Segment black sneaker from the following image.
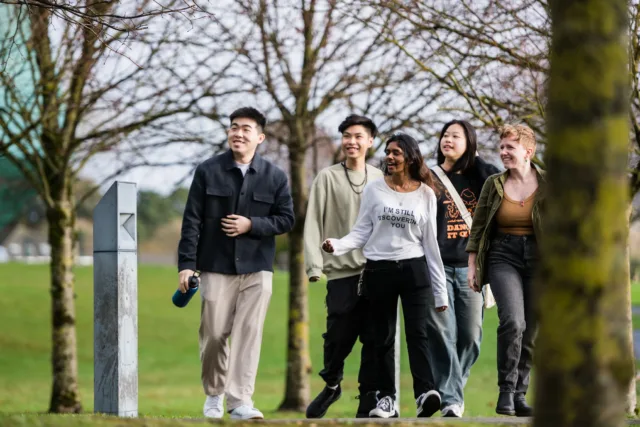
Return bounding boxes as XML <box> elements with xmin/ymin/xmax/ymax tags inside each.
<box><xmin>416</xmin><ymin>390</ymin><xmax>441</xmax><ymax>417</ymax></box>
<box><xmin>305</xmin><ymin>385</ymin><xmax>341</xmax><ymax>419</ymax></box>
<box><xmin>369</xmin><ymin>396</ymin><xmax>398</xmax><ymax>418</ymax></box>
<box><xmin>355</xmin><ymin>391</ymin><xmax>378</xmax><ymax>418</ymax></box>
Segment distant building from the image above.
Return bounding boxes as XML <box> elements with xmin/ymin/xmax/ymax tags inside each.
<box><xmin>0</xmin><ymin>157</ymin><xmax>49</xmax><ymax>260</ymax></box>
<box><xmin>0</xmin><ymin>157</ymin><xmax>93</xmax><ymax>263</ymax></box>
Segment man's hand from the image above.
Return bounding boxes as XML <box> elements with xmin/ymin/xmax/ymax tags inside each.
<box><xmin>178</xmin><ymin>269</ymin><xmax>195</xmax><ymax>293</ymax></box>
<box><xmin>222</xmin><ymin>214</ymin><xmax>252</xmax><ymax>237</ymax></box>
<box><xmin>322</xmin><ymin>239</ymin><xmax>334</xmax><ymax>253</ymax></box>
<box><xmin>436</xmin><ymin>306</ymin><xmax>448</xmax><ymax>312</ymax></box>
<box><xmin>309</xmin><ymin>276</ymin><xmax>320</xmax><ymax>282</ymax></box>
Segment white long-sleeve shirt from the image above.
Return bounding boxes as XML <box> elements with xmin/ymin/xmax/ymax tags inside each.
<box><xmin>326</xmin><ymin>178</ymin><xmax>448</xmax><ymax>308</ymax></box>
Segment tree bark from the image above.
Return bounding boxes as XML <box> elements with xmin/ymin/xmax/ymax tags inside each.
<box><xmin>278</xmin><ymin>137</ymin><xmax>311</xmax><ymax>411</ymax></box>
<box><xmin>535</xmin><ymin>1</ymin><xmax>634</xmax><ymax>426</ymax></box>
<box><xmin>625</xmin><ymin>210</ymin><xmax>638</xmax><ymax>415</ymax></box>
<box><xmin>47</xmin><ymin>192</ymin><xmax>81</xmax><ymax>413</ymax></box>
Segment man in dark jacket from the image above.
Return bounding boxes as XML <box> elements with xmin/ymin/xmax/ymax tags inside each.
<box><xmin>177</xmin><ymin>107</ymin><xmax>294</xmax><ymax>420</ymax></box>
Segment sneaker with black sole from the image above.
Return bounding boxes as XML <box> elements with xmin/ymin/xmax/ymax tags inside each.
<box><xmin>305</xmin><ymin>385</ymin><xmax>341</xmax><ymax>419</ymax></box>
<box><xmin>369</xmin><ymin>395</ymin><xmax>398</xmax><ymax>418</ymax></box>
<box><xmin>441</xmin><ymin>403</ymin><xmax>463</xmax><ymax>417</ymax></box>
<box><xmin>416</xmin><ymin>390</ymin><xmax>441</xmax><ymax>418</ymax></box>
<box><xmin>355</xmin><ymin>391</ymin><xmax>379</xmax><ymax>418</ymax></box>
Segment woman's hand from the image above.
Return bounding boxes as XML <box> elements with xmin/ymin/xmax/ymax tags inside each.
<box><xmin>468</xmin><ymin>252</ymin><xmax>481</xmax><ymax>292</ymax></box>
<box><xmin>322</xmin><ymin>239</ymin><xmax>335</xmax><ymax>254</ymax></box>
<box><xmin>467</xmin><ymin>270</ymin><xmax>481</xmax><ymax>293</ymax></box>
<box><xmin>436</xmin><ymin>306</ymin><xmax>448</xmax><ymax>312</ymax></box>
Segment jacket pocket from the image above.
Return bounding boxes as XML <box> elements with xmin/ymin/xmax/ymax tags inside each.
<box><xmin>251</xmin><ymin>192</ymin><xmax>274</xmax><ymax>216</ymax></box>
<box><xmin>205</xmin><ymin>186</ymin><xmax>231</xmax><ymax>218</ymax></box>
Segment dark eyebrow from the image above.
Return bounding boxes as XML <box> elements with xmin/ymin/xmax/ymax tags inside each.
<box><xmin>231</xmin><ymin>122</ymin><xmax>255</xmax><ymax>129</ymax></box>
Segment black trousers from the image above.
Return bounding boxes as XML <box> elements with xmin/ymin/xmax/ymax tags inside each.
<box><xmin>319</xmin><ymin>274</ymin><xmax>378</xmax><ymax>394</ymax></box>
<box><xmin>487</xmin><ymin>233</ymin><xmax>538</xmax><ymax>394</ymax></box>
<box><xmin>363</xmin><ymin>256</ymin><xmax>435</xmax><ymax>399</ymax></box>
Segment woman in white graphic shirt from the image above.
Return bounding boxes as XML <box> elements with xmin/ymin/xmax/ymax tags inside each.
<box><xmin>322</xmin><ymin>133</ymin><xmax>447</xmax><ymax>419</ymax></box>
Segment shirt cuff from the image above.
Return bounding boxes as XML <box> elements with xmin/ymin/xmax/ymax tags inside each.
<box><xmin>307</xmin><ymin>267</ymin><xmax>323</xmax><ymax>279</ymax></box>
<box><xmin>326</xmin><ymin>238</ymin><xmax>348</xmax><ymax>257</ymax></box>
<box><xmin>178</xmin><ymin>262</ymin><xmax>197</xmax><ymax>272</ymax></box>
<box><xmin>434</xmin><ymin>293</ymin><xmax>449</xmax><ymax>309</ymax></box>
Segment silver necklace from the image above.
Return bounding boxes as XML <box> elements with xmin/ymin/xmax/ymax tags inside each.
<box><xmin>389</xmin><ymin>178</ymin><xmax>414</xmax><ymax>206</ymax></box>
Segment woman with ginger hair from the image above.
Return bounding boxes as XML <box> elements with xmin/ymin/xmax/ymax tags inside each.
<box><xmin>466</xmin><ymin>124</ymin><xmax>545</xmax><ymax>417</ymax></box>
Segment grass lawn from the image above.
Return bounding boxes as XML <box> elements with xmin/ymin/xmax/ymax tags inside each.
<box><xmin>631</xmin><ymin>281</ymin><xmax>640</xmax><ymax>306</ymax></box>
<box><xmin>0</xmin><ymin>414</ymin><xmax>532</xmax><ymax>427</ymax></box>
<box><xmin>0</xmin><ymin>262</ymin><xmax>561</xmax><ymax>419</ymax></box>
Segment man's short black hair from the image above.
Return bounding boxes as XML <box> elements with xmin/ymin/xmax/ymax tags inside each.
<box><xmin>338</xmin><ymin>114</ymin><xmax>378</xmax><ymax>138</ymax></box>
<box><xmin>229</xmin><ymin>107</ymin><xmax>267</xmax><ymax>132</ymax></box>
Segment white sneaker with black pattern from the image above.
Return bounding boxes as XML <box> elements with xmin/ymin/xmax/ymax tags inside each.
<box><xmin>369</xmin><ymin>395</ymin><xmax>398</xmax><ymax>418</ymax></box>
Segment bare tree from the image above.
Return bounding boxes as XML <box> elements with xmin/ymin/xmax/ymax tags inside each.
<box><xmin>0</xmin><ymin>0</ymin><xmax>208</xmax><ymax>33</ymax></box>
<box><xmin>535</xmin><ymin>0</ymin><xmax>634</xmax><ymax>426</ymax></box>
<box><xmin>369</xmin><ymin>0</ymin><xmax>640</xmax><ymax>190</ymax></box>
<box><xmin>0</xmin><ymin>3</ymin><xmax>227</xmax><ymax>412</ymax></box>
<box><xmin>190</xmin><ymin>0</ymin><xmax>441</xmax><ymax>410</ymax></box>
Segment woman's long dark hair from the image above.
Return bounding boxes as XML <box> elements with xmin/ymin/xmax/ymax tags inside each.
<box><xmin>437</xmin><ymin>120</ymin><xmax>478</xmax><ymax>175</ymax></box>
<box><xmin>384</xmin><ymin>133</ymin><xmax>441</xmax><ymax>195</ymax></box>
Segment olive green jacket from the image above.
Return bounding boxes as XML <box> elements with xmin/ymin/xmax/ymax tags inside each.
<box><xmin>465</xmin><ymin>165</ymin><xmax>546</xmax><ymax>285</ymax></box>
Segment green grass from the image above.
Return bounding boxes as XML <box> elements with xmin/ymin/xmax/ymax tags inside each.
<box><xmin>0</xmin><ymin>263</ymin><xmax>511</xmax><ymax>418</ymax></box>
<box><xmin>631</xmin><ymin>281</ymin><xmax>640</xmax><ymax>306</ymax></box>
<box><xmin>0</xmin><ymin>414</ymin><xmax>530</xmax><ymax>427</ymax></box>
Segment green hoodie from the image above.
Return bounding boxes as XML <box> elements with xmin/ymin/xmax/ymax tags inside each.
<box><xmin>466</xmin><ymin>164</ymin><xmax>546</xmax><ymax>285</ymax></box>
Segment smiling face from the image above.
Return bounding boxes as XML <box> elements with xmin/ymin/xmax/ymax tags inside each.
<box><xmin>499</xmin><ymin>136</ymin><xmax>532</xmax><ymax>169</ymax></box>
<box><xmin>227</xmin><ymin>117</ymin><xmax>265</xmax><ymax>159</ymax></box>
<box><xmin>341</xmin><ymin>124</ymin><xmax>374</xmax><ymax>160</ymax></box>
<box><xmin>440</xmin><ymin>123</ymin><xmax>468</xmax><ymax>163</ymax></box>
<box><xmin>385</xmin><ymin>141</ymin><xmax>408</xmax><ymax>175</ymax></box>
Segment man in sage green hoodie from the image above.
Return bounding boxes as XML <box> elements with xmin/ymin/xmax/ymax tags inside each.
<box><xmin>304</xmin><ymin>115</ymin><xmax>385</xmax><ymax>419</ymax></box>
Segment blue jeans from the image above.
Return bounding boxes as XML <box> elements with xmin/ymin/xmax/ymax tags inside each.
<box><xmin>425</xmin><ymin>265</ymin><xmax>484</xmax><ymax>407</ymax></box>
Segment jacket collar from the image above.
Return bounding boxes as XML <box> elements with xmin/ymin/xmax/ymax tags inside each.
<box><xmin>222</xmin><ymin>149</ymin><xmax>264</xmax><ymax>173</ymax></box>
<box><xmin>494</xmin><ymin>162</ymin><xmax>546</xmax><ymax>196</ymax></box>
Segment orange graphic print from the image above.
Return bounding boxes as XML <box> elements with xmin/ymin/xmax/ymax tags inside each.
<box><xmin>443</xmin><ymin>188</ymin><xmax>477</xmax><ymax>239</ymax></box>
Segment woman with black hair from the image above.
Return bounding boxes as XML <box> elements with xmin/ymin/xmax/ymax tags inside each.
<box><xmin>322</xmin><ymin>133</ymin><xmax>447</xmax><ymax>419</ymax></box>
<box><xmin>426</xmin><ymin>120</ymin><xmax>500</xmax><ymax>418</ymax></box>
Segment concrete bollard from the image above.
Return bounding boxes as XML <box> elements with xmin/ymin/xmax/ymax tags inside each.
<box><xmin>93</xmin><ymin>181</ymin><xmax>138</xmax><ymax>417</ymax></box>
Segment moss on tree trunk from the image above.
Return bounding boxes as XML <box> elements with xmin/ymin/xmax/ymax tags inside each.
<box><xmin>47</xmin><ymin>197</ymin><xmax>81</xmax><ymax>413</ymax></box>
<box><xmin>279</xmin><ymin>140</ymin><xmax>311</xmax><ymax>411</ymax></box>
<box><xmin>535</xmin><ymin>1</ymin><xmax>634</xmax><ymax>426</ymax></box>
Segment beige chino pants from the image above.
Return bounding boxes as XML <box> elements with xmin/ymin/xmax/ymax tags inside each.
<box><xmin>199</xmin><ymin>271</ymin><xmax>272</xmax><ymax>410</ymax></box>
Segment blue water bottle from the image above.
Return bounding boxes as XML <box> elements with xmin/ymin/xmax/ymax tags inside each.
<box><xmin>172</xmin><ymin>272</ymin><xmax>200</xmax><ymax>308</ymax></box>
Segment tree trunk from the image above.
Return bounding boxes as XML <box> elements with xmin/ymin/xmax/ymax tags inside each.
<box><xmin>625</xmin><ymin>209</ymin><xmax>638</xmax><ymax>416</ymax></box>
<box><xmin>47</xmin><ymin>195</ymin><xmax>81</xmax><ymax>413</ymax></box>
<box><xmin>279</xmin><ymin>138</ymin><xmax>311</xmax><ymax>411</ymax></box>
<box><xmin>535</xmin><ymin>1</ymin><xmax>634</xmax><ymax>426</ymax></box>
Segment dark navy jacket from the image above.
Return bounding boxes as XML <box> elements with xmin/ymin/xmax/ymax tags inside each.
<box><xmin>178</xmin><ymin>150</ymin><xmax>294</xmax><ymax>274</ymax></box>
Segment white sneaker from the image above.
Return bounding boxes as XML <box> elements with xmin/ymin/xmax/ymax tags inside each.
<box><xmin>229</xmin><ymin>405</ymin><xmax>264</xmax><ymax>420</ymax></box>
<box><xmin>203</xmin><ymin>394</ymin><xmax>224</xmax><ymax>418</ymax></box>
<box><xmin>369</xmin><ymin>396</ymin><xmax>398</xmax><ymax>418</ymax></box>
<box><xmin>416</xmin><ymin>390</ymin><xmax>441</xmax><ymax>417</ymax></box>
<box><xmin>442</xmin><ymin>403</ymin><xmax>463</xmax><ymax>417</ymax></box>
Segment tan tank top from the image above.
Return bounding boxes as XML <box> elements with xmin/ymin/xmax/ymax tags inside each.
<box><xmin>496</xmin><ymin>190</ymin><xmax>536</xmax><ymax>235</ymax></box>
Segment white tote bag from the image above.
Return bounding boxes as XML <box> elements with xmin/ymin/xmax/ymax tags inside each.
<box><xmin>433</xmin><ymin>166</ymin><xmax>496</xmax><ymax>309</ymax></box>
